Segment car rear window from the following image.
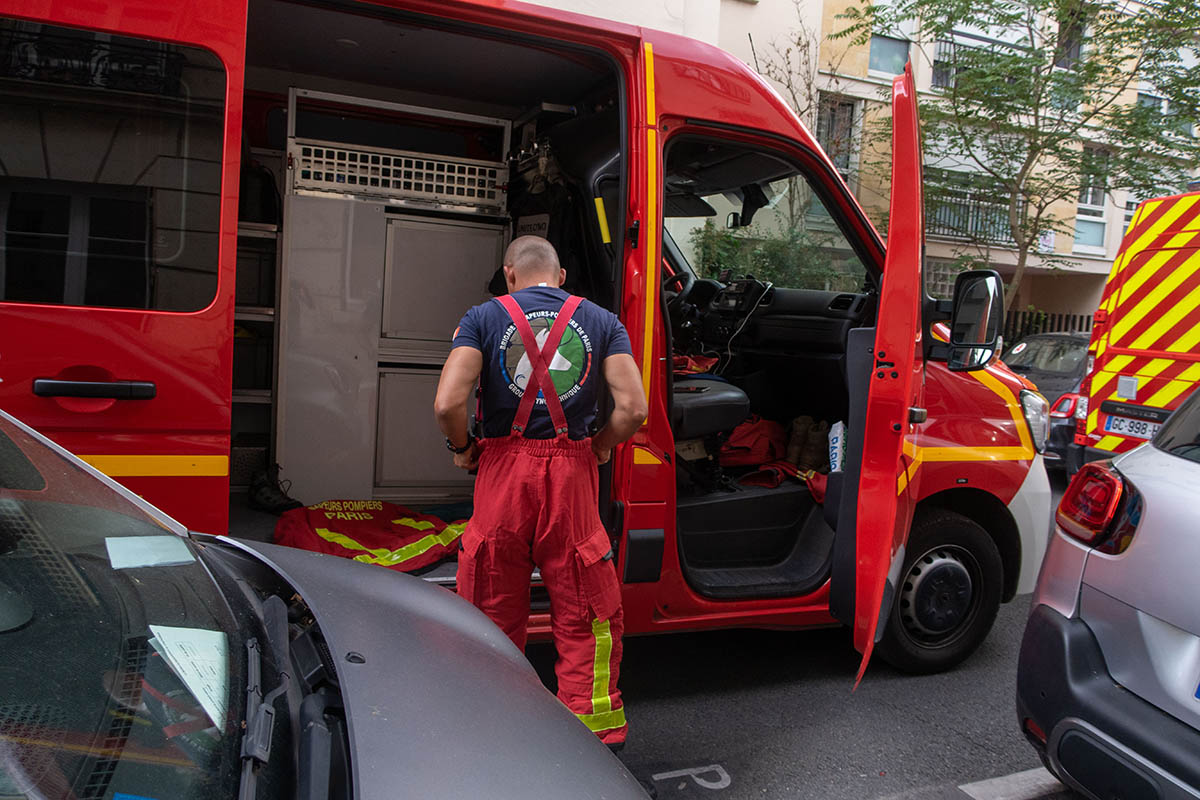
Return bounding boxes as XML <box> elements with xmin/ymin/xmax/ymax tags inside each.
<box><xmin>1002</xmin><ymin>337</ymin><xmax>1086</xmax><ymax>375</ymax></box>
<box><xmin>1153</xmin><ymin>389</ymin><xmax>1200</xmax><ymax>464</ymax></box>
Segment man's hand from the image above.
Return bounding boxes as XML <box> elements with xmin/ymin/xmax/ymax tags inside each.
<box><xmin>592</xmin><ymin>442</ymin><xmax>612</xmax><ymax>465</ymax></box>
<box><xmin>453</xmin><ymin>441</ymin><xmax>480</xmax><ymax>471</ymax></box>
<box><xmin>435</xmin><ymin>346</ymin><xmax>483</xmax><ymax>467</ymax></box>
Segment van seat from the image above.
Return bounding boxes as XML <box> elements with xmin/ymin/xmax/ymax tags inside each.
<box><xmin>671</xmin><ymin>377</ymin><xmax>750</xmax><ymax>439</ymax></box>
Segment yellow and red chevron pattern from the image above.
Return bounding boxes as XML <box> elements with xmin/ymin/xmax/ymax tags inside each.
<box><xmin>1082</xmin><ymin>192</ymin><xmax>1200</xmax><ymax>454</ymax></box>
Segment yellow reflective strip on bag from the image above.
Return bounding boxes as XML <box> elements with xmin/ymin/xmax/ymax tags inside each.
<box><xmin>575</xmin><ymin>706</ymin><xmax>627</xmax><ymax>734</ymax></box>
<box><xmin>393</xmin><ymin>517</ymin><xmax>437</xmax><ymax>531</ymax></box>
<box><xmin>315</xmin><ymin>525</ymin><xmax>463</xmax><ymax>566</ymax></box>
<box><xmin>591</xmin><ymin>618</ymin><xmax>614</xmax><ymax>714</ymax></box>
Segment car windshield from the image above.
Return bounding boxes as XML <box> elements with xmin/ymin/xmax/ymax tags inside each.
<box><xmin>1153</xmin><ymin>389</ymin><xmax>1200</xmax><ymax>465</ymax></box>
<box><xmin>1002</xmin><ymin>337</ymin><xmax>1085</xmax><ymax>375</ymax></box>
<box><xmin>0</xmin><ymin>415</ymin><xmax>250</xmax><ymax>799</ymax></box>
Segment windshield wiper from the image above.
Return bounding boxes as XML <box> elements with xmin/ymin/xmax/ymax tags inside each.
<box><xmin>239</xmin><ymin>637</ymin><xmax>290</xmax><ymax>800</ymax></box>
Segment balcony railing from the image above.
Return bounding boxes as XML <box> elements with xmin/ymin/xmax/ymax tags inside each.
<box><xmin>926</xmin><ymin>191</ymin><xmax>1017</xmax><ymax>244</ymax></box>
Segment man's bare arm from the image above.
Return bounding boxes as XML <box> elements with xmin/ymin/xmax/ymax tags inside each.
<box><xmin>592</xmin><ymin>353</ymin><xmax>648</xmax><ymax>464</ymax></box>
<box><xmin>434</xmin><ymin>346</ymin><xmax>484</xmax><ymax>467</ymax></box>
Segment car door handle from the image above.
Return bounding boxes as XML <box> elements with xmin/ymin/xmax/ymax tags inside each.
<box><xmin>33</xmin><ymin>379</ymin><xmax>157</xmax><ymax>400</ymax></box>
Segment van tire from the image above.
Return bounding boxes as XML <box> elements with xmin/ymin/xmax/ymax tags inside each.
<box><xmin>876</xmin><ymin>509</ymin><xmax>1003</xmax><ymax>674</ymax></box>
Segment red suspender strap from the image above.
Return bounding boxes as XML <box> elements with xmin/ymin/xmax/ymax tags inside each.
<box><xmin>496</xmin><ymin>293</ymin><xmax>584</xmax><ymax>439</ymax></box>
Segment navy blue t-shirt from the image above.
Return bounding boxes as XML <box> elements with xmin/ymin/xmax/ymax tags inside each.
<box><xmin>452</xmin><ymin>286</ymin><xmax>633</xmax><ymax>440</ymax></box>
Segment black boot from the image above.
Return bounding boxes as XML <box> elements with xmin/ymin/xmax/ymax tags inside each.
<box><xmin>248</xmin><ymin>464</ymin><xmax>303</xmax><ymax>514</ymax></box>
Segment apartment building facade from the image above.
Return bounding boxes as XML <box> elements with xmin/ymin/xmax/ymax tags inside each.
<box><xmin>527</xmin><ymin>0</ymin><xmax>1189</xmax><ymax>320</ymax></box>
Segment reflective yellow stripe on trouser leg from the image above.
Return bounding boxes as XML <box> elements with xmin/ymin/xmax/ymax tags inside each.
<box><xmin>575</xmin><ymin>617</ymin><xmax>626</xmax><ymax>734</ymax></box>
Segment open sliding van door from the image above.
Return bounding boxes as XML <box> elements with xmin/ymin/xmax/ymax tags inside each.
<box><xmin>0</xmin><ymin>1</ymin><xmax>247</xmax><ymax>533</ymax></box>
<box><xmin>845</xmin><ymin>63</ymin><xmax>927</xmax><ymax>680</ymax></box>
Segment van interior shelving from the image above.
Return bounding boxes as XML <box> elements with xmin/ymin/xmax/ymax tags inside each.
<box><xmin>228</xmin><ymin>0</ymin><xmax>879</xmax><ymax>604</ymax></box>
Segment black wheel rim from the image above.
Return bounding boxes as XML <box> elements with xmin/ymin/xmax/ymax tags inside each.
<box><xmin>896</xmin><ymin>544</ymin><xmax>982</xmax><ymax>649</ymax></box>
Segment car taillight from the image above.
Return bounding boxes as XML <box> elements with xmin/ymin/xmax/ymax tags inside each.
<box><xmin>1074</xmin><ymin>395</ymin><xmax>1088</xmax><ymax>420</ymax></box>
<box><xmin>1050</xmin><ymin>393</ymin><xmax>1079</xmax><ymax>418</ymax></box>
<box><xmin>1056</xmin><ymin>461</ymin><xmax>1142</xmax><ymax>553</ymax></box>
<box><xmin>1056</xmin><ymin>461</ymin><xmax>1123</xmax><ymax>545</ymax></box>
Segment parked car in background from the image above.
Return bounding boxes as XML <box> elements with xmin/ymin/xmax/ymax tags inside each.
<box><xmin>1016</xmin><ymin>387</ymin><xmax>1200</xmax><ymax>799</ymax></box>
<box><xmin>1003</xmin><ymin>332</ymin><xmax>1090</xmax><ymax>471</ymax></box>
<box><xmin>0</xmin><ymin>410</ymin><xmax>647</xmax><ymax>800</ymax></box>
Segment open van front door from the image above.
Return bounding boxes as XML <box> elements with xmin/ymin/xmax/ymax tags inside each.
<box><xmin>0</xmin><ymin>1</ymin><xmax>247</xmax><ymax>533</ymax></box>
<box><xmin>850</xmin><ymin>63</ymin><xmax>926</xmax><ymax>680</ymax></box>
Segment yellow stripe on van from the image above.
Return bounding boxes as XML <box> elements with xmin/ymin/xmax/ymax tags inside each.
<box><xmin>79</xmin><ymin>455</ymin><xmax>229</xmax><ymax>477</ymax></box>
<box><xmin>1121</xmin><ymin>196</ymin><xmax>1199</xmax><ymax>270</ymax></box>
<box><xmin>897</xmin><ymin>368</ymin><xmax>1035</xmax><ymax>494</ymax></box>
<box><xmin>1143</xmin><ymin>373</ymin><xmax>1197</xmax><ymax>410</ymax></box>
<box><xmin>1166</xmin><ymin>318</ymin><xmax>1200</xmax><ymax>354</ymax></box>
<box><xmin>640</xmin><ymin>41</ymin><xmax>658</xmax><ymax>401</ymax></box>
<box><xmin>970</xmin><ymin>368</ymin><xmax>1034</xmax><ymax>453</ymax></box>
<box><xmin>1126</xmin><ymin>283</ymin><xmax>1200</xmax><ymax>351</ymax></box>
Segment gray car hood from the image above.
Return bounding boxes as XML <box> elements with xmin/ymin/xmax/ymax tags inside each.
<box><xmin>214</xmin><ymin>537</ymin><xmax>645</xmax><ymax>799</ymax></box>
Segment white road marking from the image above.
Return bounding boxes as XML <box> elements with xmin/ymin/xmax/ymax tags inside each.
<box><xmin>959</xmin><ymin>767</ymin><xmax>1068</xmax><ymax>800</ymax></box>
<box><xmin>651</xmin><ymin>764</ymin><xmax>732</xmax><ymax>791</ymax></box>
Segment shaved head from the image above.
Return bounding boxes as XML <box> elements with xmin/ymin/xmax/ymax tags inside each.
<box><xmin>505</xmin><ymin>235</ymin><xmax>560</xmax><ymax>276</ymax></box>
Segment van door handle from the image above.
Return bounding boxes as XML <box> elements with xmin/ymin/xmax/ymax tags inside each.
<box><xmin>33</xmin><ymin>379</ymin><xmax>157</xmax><ymax>400</ymax></box>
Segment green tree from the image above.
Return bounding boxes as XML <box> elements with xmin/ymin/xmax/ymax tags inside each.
<box><xmin>688</xmin><ymin>218</ymin><xmax>863</xmax><ymax>291</ymax></box>
<box><xmin>835</xmin><ymin>0</ymin><xmax>1200</xmax><ymax>309</ymax></box>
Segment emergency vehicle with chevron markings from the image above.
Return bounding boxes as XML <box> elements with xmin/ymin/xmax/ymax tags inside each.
<box><xmin>1069</xmin><ymin>190</ymin><xmax>1200</xmax><ymax>474</ymax></box>
<box><xmin>0</xmin><ymin>0</ymin><xmax>1051</xmax><ymax>677</ymax></box>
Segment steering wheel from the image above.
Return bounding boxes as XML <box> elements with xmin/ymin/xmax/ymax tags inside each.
<box><xmin>662</xmin><ymin>269</ymin><xmax>694</xmax><ymax>317</ymax></box>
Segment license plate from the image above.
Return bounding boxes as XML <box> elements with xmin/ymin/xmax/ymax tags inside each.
<box><xmin>1104</xmin><ymin>414</ymin><xmax>1160</xmax><ymax>440</ymax></box>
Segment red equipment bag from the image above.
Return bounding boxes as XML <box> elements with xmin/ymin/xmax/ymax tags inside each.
<box><xmin>719</xmin><ymin>415</ymin><xmax>787</xmax><ymax>466</ymax></box>
<box><xmin>274</xmin><ymin>500</ymin><xmax>466</xmax><ymax>573</ymax></box>
<box><xmin>738</xmin><ymin>460</ymin><xmax>828</xmax><ymax>503</ymax></box>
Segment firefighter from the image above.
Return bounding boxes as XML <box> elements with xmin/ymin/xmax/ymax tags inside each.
<box><xmin>434</xmin><ymin>235</ymin><xmax>647</xmax><ymax>746</ymax></box>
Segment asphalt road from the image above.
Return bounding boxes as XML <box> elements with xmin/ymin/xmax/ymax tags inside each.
<box><xmin>529</xmin><ymin>471</ymin><xmax>1074</xmax><ymax>800</ymax></box>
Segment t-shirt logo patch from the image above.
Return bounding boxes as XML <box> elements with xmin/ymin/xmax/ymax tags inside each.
<box><xmin>499</xmin><ymin>310</ymin><xmax>593</xmax><ymax>402</ymax></box>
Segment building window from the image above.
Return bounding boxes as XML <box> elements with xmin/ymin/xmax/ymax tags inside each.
<box><xmin>816</xmin><ymin>95</ymin><xmax>856</xmax><ymax>182</ymax></box>
<box><xmin>1054</xmin><ymin>8</ymin><xmax>1084</xmax><ymax>70</ymax></box>
<box><xmin>1137</xmin><ymin>92</ymin><xmax>1164</xmax><ymax>113</ymax></box>
<box><xmin>869</xmin><ymin>35</ymin><xmax>909</xmax><ymax>75</ymax></box>
<box><xmin>1074</xmin><ymin>146</ymin><xmax>1108</xmax><ymax>251</ymax></box>
<box><xmin>1124</xmin><ymin>199</ymin><xmax>1139</xmax><ymax>231</ymax></box>
<box><xmin>931</xmin><ymin>39</ymin><xmax>959</xmax><ymax>89</ymax></box>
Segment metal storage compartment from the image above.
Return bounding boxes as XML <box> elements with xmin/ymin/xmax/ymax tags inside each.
<box><xmin>376</xmin><ymin>369</ymin><xmax>475</xmax><ymax>498</ymax></box>
<box><xmin>380</xmin><ymin>216</ymin><xmax>503</xmax><ymax>356</ymax></box>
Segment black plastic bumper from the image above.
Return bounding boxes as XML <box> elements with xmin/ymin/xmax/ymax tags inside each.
<box><xmin>1064</xmin><ymin>443</ymin><xmax>1114</xmax><ymax>476</ymax></box>
<box><xmin>1017</xmin><ymin>605</ymin><xmax>1200</xmax><ymax>799</ymax></box>
<box><xmin>1044</xmin><ymin>421</ymin><xmax>1075</xmax><ymax>466</ymax></box>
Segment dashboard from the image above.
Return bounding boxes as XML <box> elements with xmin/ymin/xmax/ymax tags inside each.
<box><xmin>696</xmin><ymin>278</ymin><xmax>874</xmax><ymax>354</ymax></box>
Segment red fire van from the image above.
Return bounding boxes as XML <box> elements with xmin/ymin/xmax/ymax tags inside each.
<box><xmin>0</xmin><ymin>0</ymin><xmax>1050</xmax><ymax>674</ymax></box>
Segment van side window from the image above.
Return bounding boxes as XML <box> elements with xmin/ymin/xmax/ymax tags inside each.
<box><xmin>662</xmin><ymin>138</ymin><xmax>867</xmax><ymax>292</ymax></box>
<box><xmin>0</xmin><ymin>18</ymin><xmax>226</xmax><ymax>312</ymax></box>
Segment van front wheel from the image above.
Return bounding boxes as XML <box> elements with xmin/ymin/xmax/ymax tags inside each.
<box><xmin>876</xmin><ymin>510</ymin><xmax>1002</xmax><ymax>674</ymax></box>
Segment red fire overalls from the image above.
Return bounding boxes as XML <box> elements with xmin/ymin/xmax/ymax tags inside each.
<box><xmin>456</xmin><ymin>293</ymin><xmax>627</xmax><ymax>745</ymax></box>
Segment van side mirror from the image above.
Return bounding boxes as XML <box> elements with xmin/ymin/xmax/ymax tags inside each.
<box><xmin>947</xmin><ymin>270</ymin><xmax>1004</xmax><ymax>372</ymax></box>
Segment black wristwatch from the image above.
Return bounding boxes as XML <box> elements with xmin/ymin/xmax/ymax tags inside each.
<box><xmin>445</xmin><ymin>434</ymin><xmax>475</xmax><ymax>454</ymax></box>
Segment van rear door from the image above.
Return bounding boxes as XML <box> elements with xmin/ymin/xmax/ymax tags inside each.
<box><xmin>1084</xmin><ymin>193</ymin><xmax>1200</xmax><ymax>455</ymax></box>
<box><xmin>0</xmin><ymin>1</ymin><xmax>247</xmax><ymax>533</ymax></box>
<box><xmin>849</xmin><ymin>63</ymin><xmax>926</xmax><ymax>679</ymax></box>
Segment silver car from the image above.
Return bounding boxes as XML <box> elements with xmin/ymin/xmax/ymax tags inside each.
<box><xmin>1017</xmin><ymin>388</ymin><xmax>1200</xmax><ymax>799</ymax></box>
<box><xmin>0</xmin><ymin>410</ymin><xmax>648</xmax><ymax>799</ymax></box>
